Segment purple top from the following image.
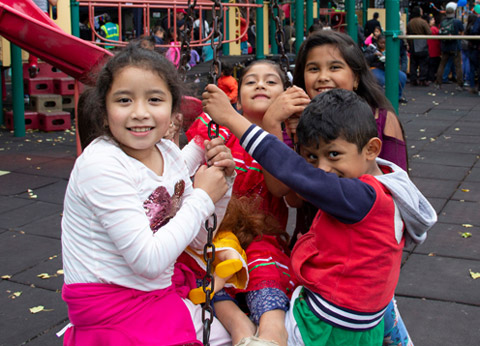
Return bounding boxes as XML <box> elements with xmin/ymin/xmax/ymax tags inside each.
<box><xmin>375</xmin><ymin>108</ymin><xmax>408</xmax><ymax>171</ymax></box>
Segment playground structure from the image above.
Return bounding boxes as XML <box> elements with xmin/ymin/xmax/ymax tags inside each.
<box><xmin>0</xmin><ymin>0</ymin><xmax>408</xmax><ymax>140</ymax></box>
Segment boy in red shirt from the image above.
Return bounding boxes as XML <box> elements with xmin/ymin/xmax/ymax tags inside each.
<box><xmin>203</xmin><ymin>86</ymin><xmax>437</xmax><ymax>346</ymax></box>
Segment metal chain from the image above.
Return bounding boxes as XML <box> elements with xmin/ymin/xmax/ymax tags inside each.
<box><xmin>201</xmin><ymin>3</ymin><xmax>223</xmax><ymax>344</ymax></box>
<box><xmin>202</xmin><ymin>214</ymin><xmax>217</xmax><ymax>346</ymax></box>
<box><xmin>269</xmin><ymin>0</ymin><xmax>291</xmax><ymax>87</ymax></box>
<box><xmin>178</xmin><ymin>0</ymin><xmax>197</xmax><ymax>80</ymax></box>
<box><xmin>209</xmin><ymin>0</ymin><xmax>223</xmax><ymax>85</ymax></box>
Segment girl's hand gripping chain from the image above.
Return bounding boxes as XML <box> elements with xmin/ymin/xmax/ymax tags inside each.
<box><xmin>202</xmin><ymin>84</ymin><xmax>251</xmax><ymax>140</ymax></box>
<box><xmin>193</xmin><ymin>165</ymin><xmax>229</xmax><ymax>204</ymax></box>
<box><xmin>204</xmin><ymin>137</ymin><xmax>235</xmax><ymax>177</ymax></box>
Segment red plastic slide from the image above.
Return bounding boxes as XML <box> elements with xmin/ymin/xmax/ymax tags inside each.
<box><xmin>0</xmin><ymin>0</ymin><xmax>112</xmax><ymax>85</ymax></box>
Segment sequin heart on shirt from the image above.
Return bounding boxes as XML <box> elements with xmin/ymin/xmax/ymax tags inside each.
<box><xmin>143</xmin><ymin>180</ymin><xmax>185</xmax><ymax>233</ymax></box>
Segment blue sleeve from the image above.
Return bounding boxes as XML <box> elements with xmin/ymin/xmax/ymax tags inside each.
<box><xmin>240</xmin><ymin>125</ymin><xmax>376</xmax><ymax>224</ymax></box>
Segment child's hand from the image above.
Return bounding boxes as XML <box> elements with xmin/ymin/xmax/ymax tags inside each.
<box><xmin>202</xmin><ymin>84</ymin><xmax>237</xmax><ymax>126</ymax></box>
<box><xmin>263</xmin><ymin>86</ymin><xmax>310</xmax><ymax>132</ymax></box>
<box><xmin>204</xmin><ymin>138</ymin><xmax>235</xmax><ymax>177</ymax></box>
<box><xmin>285</xmin><ymin>115</ymin><xmax>300</xmax><ymax>135</ymax></box>
<box><xmin>163</xmin><ymin>113</ymin><xmax>183</xmax><ymax>145</ymax></box>
<box><xmin>194</xmin><ymin>165</ymin><xmax>229</xmax><ymax>204</ymax></box>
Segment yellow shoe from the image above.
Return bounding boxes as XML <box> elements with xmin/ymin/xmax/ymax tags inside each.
<box><xmin>215</xmin><ymin>259</ymin><xmax>243</xmax><ymax>279</ymax></box>
<box><xmin>188</xmin><ymin>287</ymin><xmax>214</xmax><ymax>305</ymax></box>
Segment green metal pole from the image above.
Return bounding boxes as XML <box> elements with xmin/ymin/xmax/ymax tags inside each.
<box><xmin>0</xmin><ymin>63</ymin><xmax>3</xmax><ymax>125</ymax></box>
<box><xmin>306</xmin><ymin>0</ymin><xmax>313</xmax><ymax>31</ymax></box>
<box><xmin>270</xmin><ymin>6</ymin><xmax>278</xmax><ymax>54</ymax></box>
<box><xmin>11</xmin><ymin>44</ymin><xmax>25</xmax><ymax>137</ymax></box>
<box><xmin>222</xmin><ymin>0</ymin><xmax>229</xmax><ymax>56</ymax></box>
<box><xmin>71</xmin><ymin>0</ymin><xmax>80</xmax><ymax>37</ymax></box>
<box><xmin>385</xmin><ymin>0</ymin><xmax>400</xmax><ymax>113</ymax></box>
<box><xmin>256</xmin><ymin>0</ymin><xmax>265</xmax><ymax>59</ymax></box>
<box><xmin>362</xmin><ymin>0</ymin><xmax>368</xmax><ymax>29</ymax></box>
<box><xmin>295</xmin><ymin>0</ymin><xmax>304</xmax><ymax>52</ymax></box>
<box><xmin>346</xmin><ymin>0</ymin><xmax>357</xmax><ymax>43</ymax></box>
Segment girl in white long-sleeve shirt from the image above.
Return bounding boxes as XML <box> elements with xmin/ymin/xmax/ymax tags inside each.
<box><xmin>61</xmin><ymin>46</ymin><xmax>234</xmax><ymax>345</ymax></box>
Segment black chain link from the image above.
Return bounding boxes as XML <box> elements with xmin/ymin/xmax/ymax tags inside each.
<box><xmin>179</xmin><ymin>0</ymin><xmax>197</xmax><ymax>80</ymax></box>
<box><xmin>202</xmin><ymin>3</ymin><xmax>223</xmax><ymax>343</ymax></box>
<box><xmin>269</xmin><ymin>0</ymin><xmax>291</xmax><ymax>87</ymax></box>
<box><xmin>209</xmin><ymin>0</ymin><xmax>223</xmax><ymax>85</ymax></box>
<box><xmin>202</xmin><ymin>214</ymin><xmax>217</xmax><ymax>346</ymax></box>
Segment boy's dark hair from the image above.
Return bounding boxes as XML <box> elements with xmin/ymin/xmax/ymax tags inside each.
<box><xmin>373</xmin><ymin>12</ymin><xmax>379</xmax><ymax>19</ymax></box>
<box><xmin>297</xmin><ymin>89</ymin><xmax>378</xmax><ymax>152</ymax></box>
<box><xmin>90</xmin><ymin>45</ymin><xmax>183</xmax><ymax>141</ymax></box>
<box><xmin>237</xmin><ymin>59</ymin><xmax>287</xmax><ymax>103</ymax></box>
<box><xmin>293</xmin><ymin>30</ymin><xmax>392</xmax><ymax>112</ymax></box>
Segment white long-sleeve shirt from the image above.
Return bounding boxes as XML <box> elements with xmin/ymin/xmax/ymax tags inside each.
<box><xmin>62</xmin><ymin>137</ymin><xmax>233</xmax><ymax>291</ymax></box>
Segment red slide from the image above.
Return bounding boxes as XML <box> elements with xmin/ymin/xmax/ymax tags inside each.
<box><xmin>0</xmin><ymin>0</ymin><xmax>112</xmax><ymax>85</ymax></box>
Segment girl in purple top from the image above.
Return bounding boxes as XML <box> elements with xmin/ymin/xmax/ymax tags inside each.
<box><xmin>263</xmin><ymin>30</ymin><xmax>412</xmax><ymax>346</ymax></box>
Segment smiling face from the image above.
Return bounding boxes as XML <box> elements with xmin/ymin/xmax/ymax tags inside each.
<box><xmin>303</xmin><ymin>44</ymin><xmax>358</xmax><ymax>99</ymax></box>
<box><xmin>106</xmin><ymin>66</ymin><xmax>173</xmax><ymax>161</ymax></box>
<box><xmin>299</xmin><ymin>137</ymin><xmax>373</xmax><ymax>178</ymax></box>
<box><xmin>237</xmin><ymin>63</ymin><xmax>285</xmax><ymax>124</ymax></box>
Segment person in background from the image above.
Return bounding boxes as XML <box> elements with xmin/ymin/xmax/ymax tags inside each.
<box><xmin>364</xmin><ymin>12</ymin><xmax>381</xmax><ymax>37</ymax></box>
<box><xmin>217</xmin><ymin>62</ymin><xmax>238</xmax><ymax>108</ymax></box>
<box><xmin>308</xmin><ymin>22</ymin><xmax>324</xmax><ymax>37</ymax></box>
<box><xmin>239</xmin><ymin>16</ymin><xmax>250</xmax><ymax>55</ymax></box>
<box><xmin>427</xmin><ymin>15</ymin><xmax>441</xmax><ymax>83</ymax></box>
<box><xmin>364</xmin><ymin>25</ymin><xmax>382</xmax><ymax>46</ymax></box>
<box><xmin>99</xmin><ymin>13</ymin><xmax>120</xmax><ymax>50</ymax></box>
<box><xmin>407</xmin><ymin>6</ymin><xmax>431</xmax><ymax>86</ymax></box>
<box><xmin>467</xmin><ymin>5</ymin><xmax>480</xmax><ymax>94</ymax></box>
<box><xmin>161</xmin><ymin>8</ymin><xmax>186</xmax><ymax>33</ymax></box>
<box><xmin>29</xmin><ymin>0</ymin><xmax>58</xmax><ymax>77</ymax></box>
<box><xmin>152</xmin><ymin>26</ymin><xmax>167</xmax><ymax>54</ymax></box>
<box><xmin>463</xmin><ymin>13</ymin><xmax>478</xmax><ymax>91</ymax></box>
<box><xmin>434</xmin><ymin>3</ymin><xmax>464</xmax><ymax>90</ymax></box>
<box><xmin>364</xmin><ymin>35</ymin><xmax>408</xmax><ymax>104</ymax></box>
<box><xmin>284</xmin><ymin>18</ymin><xmax>295</xmax><ymax>53</ymax></box>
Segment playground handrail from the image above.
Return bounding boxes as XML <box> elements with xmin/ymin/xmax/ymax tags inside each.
<box><xmin>79</xmin><ymin>0</ymin><xmax>261</xmax><ymax>50</ymax></box>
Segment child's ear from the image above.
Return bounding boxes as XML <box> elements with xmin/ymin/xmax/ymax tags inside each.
<box><xmin>364</xmin><ymin>137</ymin><xmax>382</xmax><ymax>160</ymax></box>
<box><xmin>236</xmin><ymin>100</ymin><xmax>242</xmax><ymax>112</ymax></box>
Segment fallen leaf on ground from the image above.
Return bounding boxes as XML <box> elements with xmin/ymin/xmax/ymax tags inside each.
<box><xmin>56</xmin><ymin>269</ymin><xmax>64</xmax><ymax>275</ymax></box>
<box><xmin>9</xmin><ymin>291</ymin><xmax>22</xmax><ymax>299</ymax></box>
<box><xmin>461</xmin><ymin>189</ymin><xmax>470</xmax><ymax>192</ymax></box>
<box><xmin>29</xmin><ymin>305</ymin><xmax>54</xmax><ymax>313</ymax></box>
<box><xmin>1</xmin><ymin>275</ymin><xmax>11</xmax><ymax>279</ymax></box>
<box><xmin>37</xmin><ymin>273</ymin><xmax>51</xmax><ymax>279</ymax></box>
<box><xmin>469</xmin><ymin>269</ymin><xmax>480</xmax><ymax>279</ymax></box>
<box><xmin>460</xmin><ymin>232</ymin><xmax>472</xmax><ymax>238</ymax></box>
<box><xmin>462</xmin><ymin>224</ymin><xmax>474</xmax><ymax>228</ymax></box>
